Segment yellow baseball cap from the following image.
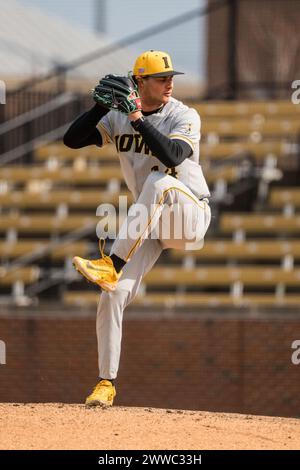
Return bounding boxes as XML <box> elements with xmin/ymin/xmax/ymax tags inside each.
<box><xmin>133</xmin><ymin>50</ymin><xmax>184</xmax><ymax>78</ymax></box>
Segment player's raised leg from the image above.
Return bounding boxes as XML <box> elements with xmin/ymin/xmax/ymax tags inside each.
<box><xmin>74</xmin><ymin>171</ymin><xmax>210</xmax><ymax>292</ymax></box>
<box><xmin>85</xmin><ymin>237</ymin><xmax>162</xmax><ymax>407</ymax></box>
<box><xmin>112</xmin><ymin>171</ymin><xmax>211</xmax><ymax>260</ymax></box>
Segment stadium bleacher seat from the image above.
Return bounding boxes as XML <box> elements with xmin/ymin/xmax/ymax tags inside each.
<box><xmin>220</xmin><ymin>213</ymin><xmax>300</xmax><ymax>234</ymax></box>
<box><xmin>202</xmin><ymin>119</ymin><xmax>300</xmax><ymax>137</ymax></box>
<box><xmin>63</xmin><ymin>291</ymin><xmax>300</xmax><ymax>308</ymax></box>
<box><xmin>194</xmin><ymin>101</ymin><xmax>300</xmax><ymax>117</ymax></box>
<box><xmin>0</xmin><ymin>190</ymin><xmax>132</xmax><ymax>209</ymax></box>
<box><xmin>2</xmin><ymin>100</ymin><xmax>300</xmax><ymax>309</ymax></box>
<box><xmin>35</xmin><ymin>141</ymin><xmax>291</xmax><ymax>163</ymax></box>
<box><xmin>201</xmin><ymin>141</ymin><xmax>288</xmax><ymax>161</ymax></box>
<box><xmin>0</xmin><ymin>266</ymin><xmax>40</xmax><ymax>285</ymax></box>
<box><xmin>35</xmin><ymin>143</ymin><xmax>118</xmax><ymax>162</ymax></box>
<box><xmin>0</xmin><ymin>166</ymin><xmax>123</xmax><ymax>184</ymax></box>
<box><xmin>0</xmin><ymin>214</ymin><xmax>99</xmax><ymax>233</ymax></box>
<box><xmin>143</xmin><ymin>266</ymin><xmax>300</xmax><ymax>287</ymax></box>
<box><xmin>0</xmin><ymin>165</ymin><xmax>239</xmax><ymax>189</ymax></box>
<box><xmin>170</xmin><ymin>240</ymin><xmax>300</xmax><ymax>260</ymax></box>
<box><xmin>269</xmin><ymin>188</ymin><xmax>300</xmax><ymax>209</ymax></box>
<box><xmin>0</xmin><ymin>240</ymin><xmax>89</xmax><ymax>259</ymax></box>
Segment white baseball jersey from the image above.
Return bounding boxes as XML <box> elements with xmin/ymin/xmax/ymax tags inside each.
<box><xmin>97</xmin><ymin>97</ymin><xmax>210</xmax><ymax>201</ymax></box>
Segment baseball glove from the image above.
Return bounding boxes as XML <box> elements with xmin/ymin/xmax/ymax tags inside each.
<box><xmin>91</xmin><ymin>74</ymin><xmax>142</xmax><ymax>115</ymax></box>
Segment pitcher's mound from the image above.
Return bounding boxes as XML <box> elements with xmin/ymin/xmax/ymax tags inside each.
<box><xmin>0</xmin><ymin>403</ymin><xmax>299</xmax><ymax>450</ymax></box>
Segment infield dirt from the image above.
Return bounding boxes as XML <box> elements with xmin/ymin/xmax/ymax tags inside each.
<box><xmin>0</xmin><ymin>403</ymin><xmax>300</xmax><ymax>450</ymax></box>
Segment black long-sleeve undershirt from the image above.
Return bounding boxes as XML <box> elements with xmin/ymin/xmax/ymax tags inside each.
<box><xmin>63</xmin><ymin>104</ymin><xmax>108</xmax><ymax>148</ymax></box>
<box><xmin>132</xmin><ymin>118</ymin><xmax>192</xmax><ymax>167</ymax></box>
<box><xmin>63</xmin><ymin>105</ymin><xmax>193</xmax><ymax>167</ymax></box>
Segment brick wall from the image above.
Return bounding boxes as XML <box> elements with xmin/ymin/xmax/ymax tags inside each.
<box><xmin>0</xmin><ymin>313</ymin><xmax>300</xmax><ymax>417</ymax></box>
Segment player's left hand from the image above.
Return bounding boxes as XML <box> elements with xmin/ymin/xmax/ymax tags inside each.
<box><xmin>92</xmin><ymin>74</ymin><xmax>142</xmax><ymax>115</ymax></box>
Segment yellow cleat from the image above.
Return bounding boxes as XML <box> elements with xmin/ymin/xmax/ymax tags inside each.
<box><xmin>73</xmin><ymin>239</ymin><xmax>122</xmax><ymax>292</ymax></box>
<box><xmin>85</xmin><ymin>380</ymin><xmax>116</xmax><ymax>407</ymax></box>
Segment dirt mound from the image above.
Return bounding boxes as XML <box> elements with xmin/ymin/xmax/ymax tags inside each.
<box><xmin>0</xmin><ymin>403</ymin><xmax>299</xmax><ymax>450</ymax></box>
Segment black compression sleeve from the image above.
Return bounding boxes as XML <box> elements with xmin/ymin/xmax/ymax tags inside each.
<box><xmin>131</xmin><ymin>118</ymin><xmax>193</xmax><ymax>167</ymax></box>
<box><xmin>63</xmin><ymin>104</ymin><xmax>109</xmax><ymax>148</ymax></box>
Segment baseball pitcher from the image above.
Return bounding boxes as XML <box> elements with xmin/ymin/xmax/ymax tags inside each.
<box><xmin>64</xmin><ymin>50</ymin><xmax>211</xmax><ymax>407</ymax></box>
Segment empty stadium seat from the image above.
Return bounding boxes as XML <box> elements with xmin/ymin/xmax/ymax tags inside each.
<box><xmin>269</xmin><ymin>188</ymin><xmax>300</xmax><ymax>209</ymax></box>
<box><xmin>0</xmin><ymin>214</ymin><xmax>125</xmax><ymax>237</ymax></box>
<box><xmin>194</xmin><ymin>101</ymin><xmax>300</xmax><ymax>118</ymax></box>
<box><xmin>202</xmin><ymin>119</ymin><xmax>300</xmax><ymax>137</ymax></box>
<box><xmin>0</xmin><ymin>214</ymin><xmax>98</xmax><ymax>233</ymax></box>
<box><xmin>0</xmin><ymin>266</ymin><xmax>40</xmax><ymax>285</ymax></box>
<box><xmin>170</xmin><ymin>240</ymin><xmax>300</xmax><ymax>260</ymax></box>
<box><xmin>63</xmin><ymin>291</ymin><xmax>300</xmax><ymax>308</ymax></box>
<box><xmin>201</xmin><ymin>141</ymin><xmax>288</xmax><ymax>161</ymax></box>
<box><xmin>35</xmin><ymin>143</ymin><xmax>118</xmax><ymax>162</ymax></box>
<box><xmin>0</xmin><ymin>190</ymin><xmax>132</xmax><ymax>209</ymax></box>
<box><xmin>0</xmin><ymin>166</ymin><xmax>123</xmax><ymax>184</ymax></box>
<box><xmin>35</xmin><ymin>140</ymin><xmax>291</xmax><ymax>163</ymax></box>
<box><xmin>144</xmin><ymin>266</ymin><xmax>300</xmax><ymax>287</ymax></box>
<box><xmin>220</xmin><ymin>213</ymin><xmax>300</xmax><ymax>234</ymax></box>
<box><xmin>0</xmin><ymin>165</ymin><xmax>239</xmax><ymax>189</ymax></box>
<box><xmin>0</xmin><ymin>240</ymin><xmax>89</xmax><ymax>259</ymax></box>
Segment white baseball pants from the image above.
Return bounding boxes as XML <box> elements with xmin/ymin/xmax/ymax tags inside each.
<box><xmin>96</xmin><ymin>171</ymin><xmax>211</xmax><ymax>379</ymax></box>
